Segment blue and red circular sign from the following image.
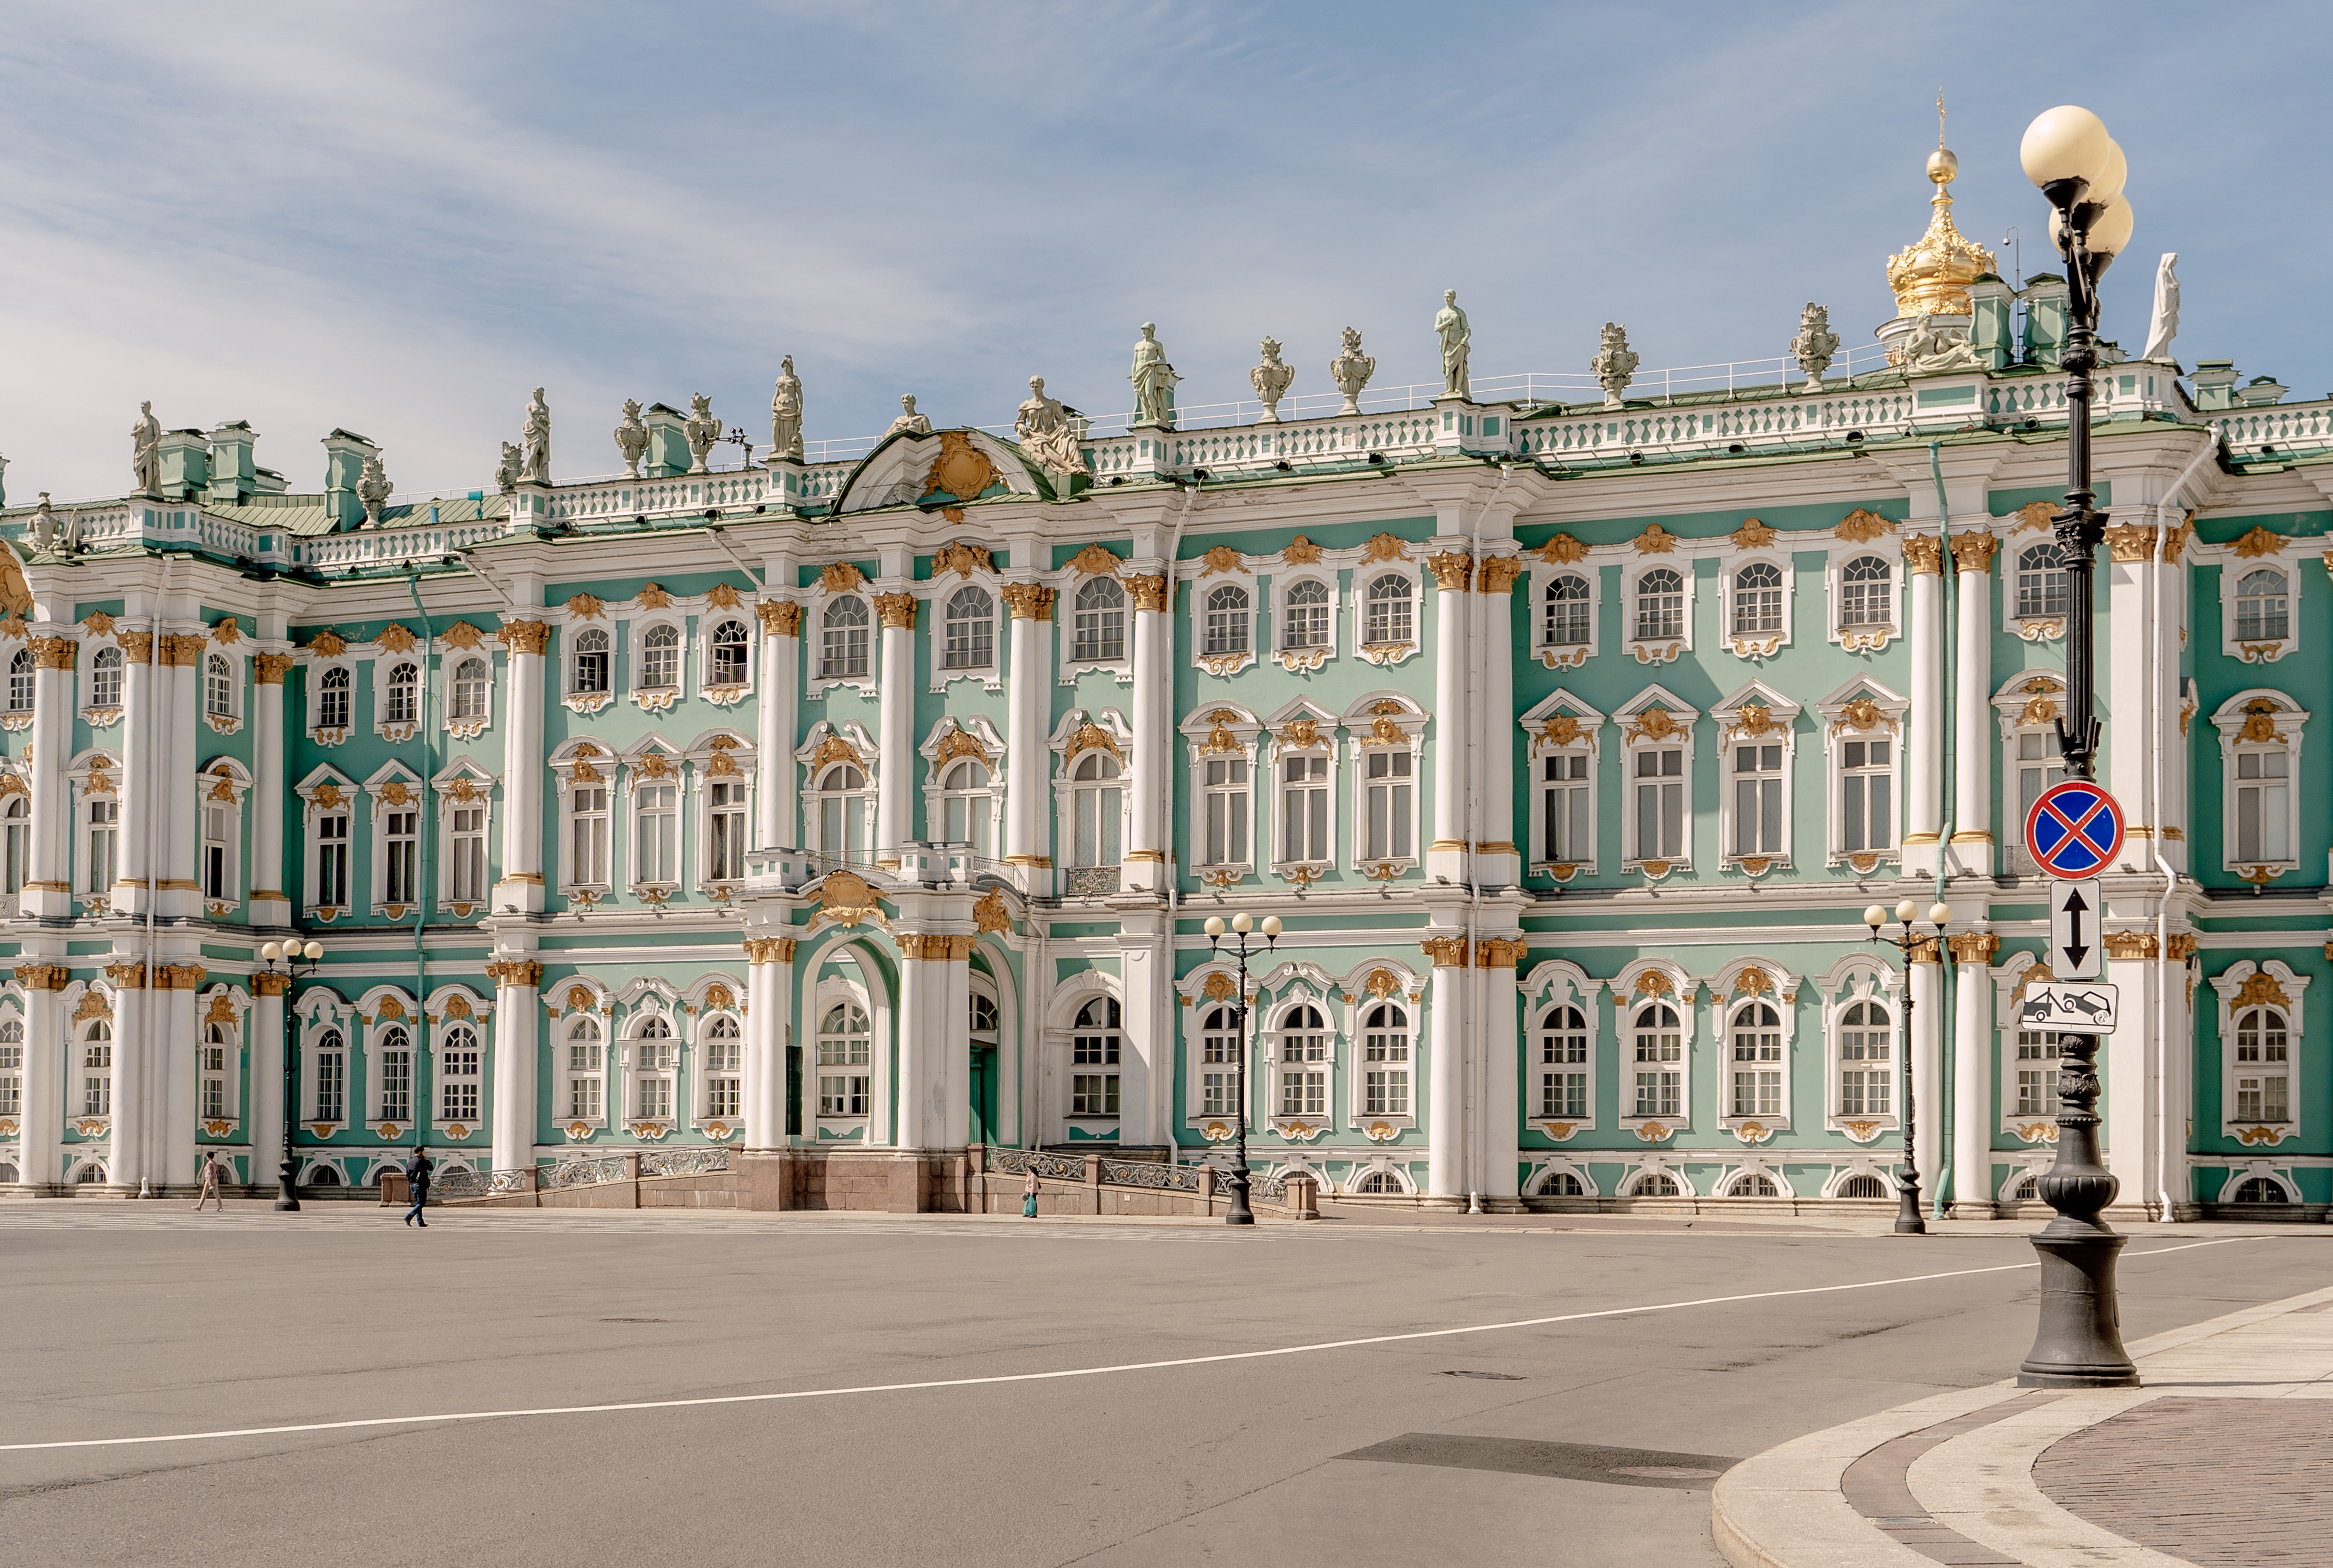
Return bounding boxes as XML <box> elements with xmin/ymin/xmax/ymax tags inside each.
<box><xmin>2024</xmin><ymin>780</ymin><xmax>2127</xmax><ymax>880</ymax></box>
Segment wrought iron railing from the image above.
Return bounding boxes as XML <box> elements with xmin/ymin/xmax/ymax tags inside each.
<box><xmin>435</xmin><ymin>1162</ymin><xmax>487</xmax><ymax>1197</ymax></box>
<box><xmin>987</xmin><ymin>1147</ymin><xmax>1089</xmax><ymax>1183</ymax></box>
<box><xmin>642</xmin><ymin>1147</ymin><xmax>730</xmax><ymax>1179</ymax></box>
<box><xmin>1100</xmin><ymin>1156</ymin><xmax>1203</xmax><ymax>1193</ymax></box>
<box><xmin>541</xmin><ymin>1155</ymin><xmax>627</xmax><ymax>1191</ymax></box>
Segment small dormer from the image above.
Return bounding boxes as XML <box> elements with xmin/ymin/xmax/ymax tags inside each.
<box><xmin>207</xmin><ymin>421</ymin><xmax>259</xmax><ymax>505</ymax></box>
<box><xmin>321</xmin><ymin>430</ymin><xmax>379</xmax><ymax>528</ymax></box>
<box><xmin>2235</xmin><ymin>376</ymin><xmax>2287</xmax><ymax>408</ymax></box>
<box><xmin>2191</xmin><ymin>361</ymin><xmax>2240</xmax><ymax>412</ymax></box>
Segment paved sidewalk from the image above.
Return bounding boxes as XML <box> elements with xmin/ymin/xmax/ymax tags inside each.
<box><xmin>1714</xmin><ymin>1277</ymin><xmax>2333</xmax><ymax>1566</ymax></box>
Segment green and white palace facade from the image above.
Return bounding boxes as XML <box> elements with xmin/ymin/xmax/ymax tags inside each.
<box><xmin>2</xmin><ymin>156</ymin><xmax>2328</xmax><ymax>1216</ymax></box>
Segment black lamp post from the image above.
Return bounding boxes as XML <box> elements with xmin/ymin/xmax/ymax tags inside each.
<box><xmin>1864</xmin><ymin>898</ymin><xmax>1950</xmax><ymax>1236</ymax></box>
<box><xmin>1203</xmin><ymin>910</ymin><xmax>1279</xmax><ymax>1226</ymax></box>
<box><xmin>259</xmin><ymin>938</ymin><xmax>323</xmax><ymax>1211</ymax></box>
<box><xmin>2014</xmin><ymin>103</ymin><xmax>2141</xmax><ymax>1389</ymax></box>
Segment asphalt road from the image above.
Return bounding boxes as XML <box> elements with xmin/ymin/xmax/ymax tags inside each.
<box><xmin>1</xmin><ymin>1205</ymin><xmax>2323</xmax><ymax>1567</ymax></box>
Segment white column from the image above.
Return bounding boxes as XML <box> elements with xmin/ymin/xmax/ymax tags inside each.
<box><xmin>1002</xmin><ymin>585</ymin><xmax>1055</xmax><ymax>889</ymax></box>
<box><xmin>1904</xmin><ymin>541</ymin><xmax>1944</xmax><ymax>877</ymax></box>
<box><xmin>1426</xmin><ymin>553</ymin><xmax>1471</xmax><ymax>883</ymax></box>
<box><xmin>742</xmin><ymin>936</ymin><xmax>796</xmax><ymax>1150</ymax></box>
<box><xmin>249</xmin><ymin>653</ymin><xmax>291</xmax><ymax>922</ymax></box>
<box><xmin>1951</xmin><ymin>933</ymin><xmax>1995</xmax><ymax>1215</ymax></box>
<box><xmin>24</xmin><ymin>635</ymin><xmax>74</xmax><ymax>919</ymax></box>
<box><xmin>1480</xmin><ymin>940</ymin><xmax>1521</xmax><ymax>1202</ymax></box>
<box><xmin>488</xmin><ymin>958</ymin><xmax>541</xmax><ymax>1171</ymax></box>
<box><xmin>892</xmin><ymin>940</ymin><xmax>936</xmax><ymax>1150</ymax></box>
<box><xmin>1116</xmin><ymin>920</ymin><xmax>1163</xmax><ymax>1149</ymax></box>
<box><xmin>161</xmin><ymin>971</ymin><xmax>197</xmax><ymax>1190</ymax></box>
<box><xmin>497</xmin><ymin>619</ymin><xmax>547</xmax><ymax>913</ymax></box>
<box><xmin>109</xmin><ymin>974</ymin><xmax>151</xmax><ymax>1191</ymax></box>
<box><xmin>116</xmin><ymin>632</ymin><xmax>159</xmax><ymax>916</ymax></box>
<box><xmin>1476</xmin><ymin>560</ymin><xmax>1522</xmax><ymax>885</ymax></box>
<box><xmin>2104</xmin><ymin>952</ymin><xmax>2156</xmax><ymax>1214</ymax></box>
<box><xmin>940</xmin><ymin>941</ymin><xmax>972</xmax><ymax>1150</ymax></box>
<box><xmin>874</xmin><ymin>592</ymin><xmax>916</xmax><ymax>864</ymax></box>
<box><xmin>162</xmin><ymin>639</ymin><xmax>201</xmax><ymax>918</ymax></box>
<box><xmin>16</xmin><ymin>968</ymin><xmax>65</xmax><ymax>1186</ymax></box>
<box><xmin>1951</xmin><ymin>537</ymin><xmax>1994</xmax><ymax>877</ymax></box>
<box><xmin>755</xmin><ymin>603</ymin><xmax>800</xmax><ymax>851</ymax></box>
<box><xmin>1125</xmin><ymin>574</ymin><xmax>1169</xmax><ymax>893</ymax></box>
<box><xmin>1425</xmin><ymin>940</ymin><xmax>1467</xmax><ymax>1200</ymax></box>
<box><xmin>250</xmin><ymin>976</ymin><xmax>286</xmax><ymax>1190</ymax></box>
<box><xmin>1909</xmin><ymin>954</ymin><xmax>1943</xmax><ymax>1206</ymax></box>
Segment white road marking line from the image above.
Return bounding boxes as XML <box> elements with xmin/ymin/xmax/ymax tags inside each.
<box><xmin>0</xmin><ymin>1237</ymin><xmax>2249</xmax><ymax>1453</ymax></box>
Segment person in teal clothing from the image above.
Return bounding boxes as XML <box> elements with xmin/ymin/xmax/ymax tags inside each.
<box><xmin>1022</xmin><ymin>1165</ymin><xmax>1039</xmax><ymax>1219</ymax></box>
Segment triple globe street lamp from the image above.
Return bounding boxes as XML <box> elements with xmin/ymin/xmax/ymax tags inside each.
<box><xmin>1202</xmin><ymin>911</ymin><xmax>1280</xmax><ymax>1226</ymax></box>
<box><xmin>1863</xmin><ymin>899</ymin><xmax>1951</xmax><ymax>1236</ymax></box>
<box><xmin>257</xmin><ymin>939</ymin><xmax>325</xmax><ymax>1211</ymax></box>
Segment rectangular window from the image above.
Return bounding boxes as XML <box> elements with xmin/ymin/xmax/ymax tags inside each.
<box><xmin>1731</xmin><ymin>1069</ymin><xmax>1781</xmax><ymax>1117</ymax></box>
<box><xmin>1633</xmin><ymin>1071</ymin><xmax>1681</xmax><ymax>1118</ymax></box>
<box><xmin>316</xmin><ymin>813</ymin><xmax>348</xmax><ymax>908</ymax></box>
<box><xmin>636</xmin><ymin>1076</ymin><xmax>672</xmax><ymax>1120</ymax></box>
<box><xmin>2013</xmin><ymin>1030</ymin><xmax>2051</xmax><ymax>1116</ymax></box>
<box><xmin>1840</xmin><ymin>738</ymin><xmax>1893</xmax><ymax>853</ymax></box>
<box><xmin>1364</xmin><ymin>749</ymin><xmax>1412</xmax><ymax>860</ymax></box>
<box><xmin>1281</xmin><ymin>754</ymin><xmax>1328</xmax><ymax>863</ymax></box>
<box><xmin>440</xmin><ymin>1046</ymin><xmax>479</xmax><ymax>1122</ymax></box>
<box><xmin>378</xmin><ymin>1048</ymin><xmax>412</xmax><ymax>1124</ymax></box>
<box><xmin>2236</xmin><ymin>751</ymin><xmax>2290</xmax><ymax>863</ymax></box>
<box><xmin>1732</xmin><ymin>744</ymin><xmax>1783</xmax><ymax>856</ymax></box>
<box><xmin>635</xmin><ymin>782</ymin><xmax>678</xmax><ymax>884</ymax></box>
<box><xmin>199</xmin><ymin>1038</ymin><xmax>229</xmax><ymax>1120</ymax></box>
<box><xmin>451</xmin><ymin>806</ymin><xmax>488</xmax><ymax>903</ymax></box>
<box><xmin>5</xmin><ymin>804</ymin><xmax>26</xmax><ymax>895</ymax></box>
<box><xmin>1203</xmin><ymin>756</ymin><xmax>1249</xmax><ymax>866</ymax></box>
<box><xmin>1071</xmin><ymin>1073</ymin><xmax>1121</xmax><ymax>1117</ymax></box>
<box><xmin>1201</xmin><ymin>1072</ymin><xmax>1234</xmax><ymax>1115</ymax></box>
<box><xmin>384</xmin><ymin>808</ymin><xmax>417</xmax><ymax>906</ymax></box>
<box><xmin>83</xmin><ymin>1042</ymin><xmax>111</xmax><ymax>1117</ymax></box>
<box><xmin>86</xmin><ymin>796</ymin><xmax>119</xmax><ymax>894</ymax></box>
<box><xmin>1539</xmin><ymin>1071</ymin><xmax>1586</xmax><ymax>1119</ymax></box>
<box><xmin>570</xmin><ymin>786</ymin><xmax>610</xmax><ymax>885</ymax></box>
<box><xmin>818</xmin><ymin>1074</ymin><xmax>869</xmax><ymax>1117</ymax></box>
<box><xmin>1278</xmin><ymin>1068</ymin><xmax>1325</xmax><ymax>1117</ymax></box>
<box><xmin>0</xmin><ymin>1039</ymin><xmax>19</xmax><ymax>1118</ymax></box>
<box><xmin>569</xmin><ymin>1071</ymin><xmax>602</xmax><ymax>1120</ymax></box>
<box><xmin>314</xmin><ymin>1048</ymin><xmax>344</xmax><ymax>1123</ymax></box>
<box><xmin>1541</xmin><ymin>753</ymin><xmax>1591</xmax><ymax>864</ymax></box>
<box><xmin>709</xmin><ymin>780</ymin><xmax>747</xmax><ymax>881</ymax></box>
<box><xmin>1634</xmin><ymin>747</ymin><xmax>1683</xmax><ymax>860</ymax></box>
<box><xmin>1072</xmin><ymin>776</ymin><xmax>1121</xmax><ymax>869</ymax></box>
<box><xmin>202</xmin><ymin>802</ymin><xmax>233</xmax><ymax>901</ymax></box>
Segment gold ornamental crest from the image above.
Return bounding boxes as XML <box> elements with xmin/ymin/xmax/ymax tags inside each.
<box><xmin>922</xmin><ymin>431</ymin><xmax>1002</xmax><ymax>507</ymax></box>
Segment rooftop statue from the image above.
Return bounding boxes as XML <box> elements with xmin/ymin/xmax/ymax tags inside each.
<box><xmin>1591</xmin><ymin>322</ymin><xmax>1639</xmax><ymax>409</ymax></box>
<box><xmin>495</xmin><ymin>441</ymin><xmax>523</xmax><ymax>496</ymax></box>
<box><xmin>614</xmin><ymin>400</ymin><xmax>649</xmax><ymax>478</ymax></box>
<box><xmin>1901</xmin><ymin>308</ymin><xmax>1978</xmax><ymax>373</ymax></box>
<box><xmin>885</xmin><ymin>394</ymin><xmax>933</xmax><ymax>439</ymax></box>
<box><xmin>684</xmin><ymin>393</ymin><xmax>720</xmax><ymax>474</ymax></box>
<box><xmin>1329</xmin><ymin>327</ymin><xmax>1375</xmax><ymax>416</ymax></box>
<box><xmin>1015</xmin><ymin>376</ymin><xmax>1085</xmax><ymax>479</ymax></box>
<box><xmin>521</xmin><ymin>387</ymin><xmax>552</xmax><ymax>484</ymax></box>
<box><xmin>1130</xmin><ymin>323</ymin><xmax>1179</xmax><ymax>429</ymax></box>
<box><xmin>356</xmin><ymin>452</ymin><xmax>392</xmax><ymax>526</ymax></box>
<box><xmin>1435</xmin><ymin>290</ymin><xmax>1471</xmax><ymax>401</ymax></box>
<box><xmin>1249</xmin><ymin>338</ymin><xmax>1294</xmax><ymax>423</ymax></box>
<box><xmin>770</xmin><ymin>356</ymin><xmax>804</xmax><ymax>462</ymax></box>
<box><xmin>30</xmin><ymin>492</ymin><xmax>54</xmax><ymax>553</ymax></box>
<box><xmin>131</xmin><ymin>401</ymin><xmax>161</xmax><ymax>497</ymax></box>
<box><xmin>1790</xmin><ymin>303</ymin><xmax>1841</xmax><ymax>393</ymax></box>
<box><xmin>2142</xmin><ymin>253</ymin><xmax>2181</xmax><ymax>363</ymax></box>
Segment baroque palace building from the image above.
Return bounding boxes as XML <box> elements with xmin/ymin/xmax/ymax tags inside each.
<box><xmin>0</xmin><ymin>146</ymin><xmax>2326</xmax><ymax>1214</ymax></box>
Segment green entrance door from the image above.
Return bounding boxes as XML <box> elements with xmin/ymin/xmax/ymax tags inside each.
<box><xmin>969</xmin><ymin>1045</ymin><xmax>999</xmax><ymax>1148</ymax></box>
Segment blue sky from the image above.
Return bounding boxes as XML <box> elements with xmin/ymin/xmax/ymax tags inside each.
<box><xmin>2</xmin><ymin>1</ymin><xmax>2326</xmax><ymax>499</ymax></box>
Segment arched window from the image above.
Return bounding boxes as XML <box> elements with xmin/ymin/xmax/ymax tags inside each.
<box><xmin>4</xmin><ymin>796</ymin><xmax>27</xmax><ymax>895</ymax></box>
<box><xmin>1837</xmin><ymin>1001</ymin><xmax>1893</xmax><ymax>1116</ymax></box>
<box><xmin>565</xmin><ymin>1015</ymin><xmax>605</xmax><ymax>1121</ymax></box>
<box><xmin>822</xmin><ymin>598</ymin><xmax>869</xmax><ymax>679</ymax></box>
<box><xmin>2235</xmin><ymin>569</ymin><xmax>2290</xmax><ymax>643</ymax></box>
<box><xmin>1199</xmin><ymin>1003</ymin><xmax>1240</xmax><ymax>1116</ymax></box>
<box><xmin>703</xmin><ymin>1014</ymin><xmax>742</xmax><ymax>1120</ymax></box>
<box><xmin>969</xmin><ymin>991</ymin><xmax>999</xmax><ymax>1042</ymax></box>
<box><xmin>385</xmin><ymin>662</ymin><xmax>417</xmax><ymax>725</ymax></box>
<box><xmin>1537</xmin><ymin>1004</ymin><xmax>1587</xmax><ymax>1119</ymax></box>
<box><xmin>1363</xmin><ymin>574</ymin><xmax>1413</xmax><ymax>646</ymax></box>
<box><xmin>1276</xmin><ymin>1004</ymin><xmax>1328</xmax><ymax>1118</ymax></box>
<box><xmin>318</xmin><ymin>665</ymin><xmax>350</xmax><ymax>730</ymax></box>
<box><xmin>1362</xmin><ymin>1001</ymin><xmax>1410</xmax><ymax>1117</ymax></box>
<box><xmin>1072</xmin><ymin>578</ymin><xmax>1126</xmax><ymax>662</ymax></box>
<box><xmin>708</xmin><ymin>620</ymin><xmax>749</xmax><ymax>686</ymax></box>
<box><xmin>942</xmin><ymin>588</ymin><xmax>993</xmax><ymax>671</ymax></box>
<box><xmin>1630</xmin><ymin>1001</ymin><xmax>1681</xmax><ymax>1118</ymax></box>
<box><xmin>2234</xmin><ymin>1006</ymin><xmax>2290</xmax><ymax>1123</ymax></box>
<box><xmin>640</xmin><ymin>624</ymin><xmax>681</xmax><ymax>690</ymax></box>
<box><xmin>2015</xmin><ymin>543</ymin><xmax>2069</xmax><ymax>619</ymax></box>
<box><xmin>1355</xmin><ymin>1169</ymin><xmax>1406</xmax><ymax>1195</ymax></box>
<box><xmin>1282</xmin><ymin>579</ymin><xmax>1331</xmax><ymax>649</ymax></box>
<box><xmin>1541</xmin><ymin>1169</ymin><xmax>1585</xmax><ymax>1197</ymax></box>
<box><xmin>450</xmin><ymin>657</ymin><xmax>489</xmax><ymax>720</ymax></box>
<box><xmin>374</xmin><ymin>1021</ymin><xmax>411</xmax><ymax>1124</ymax></box>
<box><xmin>1070</xmin><ymin>751</ymin><xmax>1121</xmax><ymax>871</ymax></box>
<box><xmin>306</xmin><ymin>1163</ymin><xmax>342</xmax><ymax>1188</ymax></box>
<box><xmin>1635</xmin><ymin>569</ymin><xmax>1683</xmax><ymax>642</ymax></box>
<box><xmin>816</xmin><ymin>1000</ymin><xmax>870</xmax><ymax>1117</ymax></box>
<box><xmin>1632</xmin><ymin>1171</ymin><xmax>1681</xmax><ymax>1197</ymax></box>
<box><xmin>814</xmin><ymin>763</ymin><xmax>868</xmax><ymax>859</ymax></box>
<box><xmin>1732</xmin><ymin>562</ymin><xmax>1783</xmax><ymax>635</ymax></box>
<box><xmin>1730</xmin><ymin>1172</ymin><xmax>1780</xmax><ymax>1198</ymax></box>
<box><xmin>2232</xmin><ymin>1176</ymin><xmax>2290</xmax><ymax>1204</ymax></box>
<box><xmin>7</xmin><ymin>646</ymin><xmax>31</xmax><ymax>712</ymax></box>
<box><xmin>1839</xmin><ymin>556</ymin><xmax>1892</xmax><ymax>627</ymax></box>
<box><xmin>572</xmin><ymin>627</ymin><xmax>611</xmax><ymax>695</ymax></box>
<box><xmin>310</xmin><ymin>1026</ymin><xmax>343</xmax><ymax>1123</ymax></box>
<box><xmin>205</xmin><ymin>654</ymin><xmax>235</xmax><ymax>718</ymax></box>
<box><xmin>631</xmin><ymin>1014</ymin><xmax>675</xmax><ymax>1121</ymax></box>
<box><xmin>1839</xmin><ymin>1173</ymin><xmax>1889</xmax><ymax>1199</ymax></box>
<box><xmin>1071</xmin><ymin>997</ymin><xmax>1121</xmax><ymax>1118</ymax></box>
<box><xmin>90</xmin><ymin>646</ymin><xmax>122</xmax><ymax>709</ymax></box>
<box><xmin>937</xmin><ymin>758</ymin><xmax>994</xmax><ymax>858</ymax></box>
<box><xmin>1728</xmin><ymin>1001</ymin><xmax>1782</xmax><ymax>1117</ymax></box>
<box><xmin>80</xmin><ymin>1019</ymin><xmax>113</xmax><ymax>1117</ymax></box>
<box><xmin>1542</xmin><ymin>573</ymin><xmax>1591</xmax><ymax>646</ymax></box>
<box><xmin>1204</xmin><ymin>584</ymin><xmax>1249</xmax><ymax>656</ymax></box>
<box><xmin>440</xmin><ymin>1023</ymin><xmax>481</xmax><ymax>1124</ymax></box>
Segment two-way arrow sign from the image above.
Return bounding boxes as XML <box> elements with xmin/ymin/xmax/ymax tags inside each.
<box><xmin>2049</xmin><ymin>878</ymin><xmax>2103</xmax><ymax>980</ymax></box>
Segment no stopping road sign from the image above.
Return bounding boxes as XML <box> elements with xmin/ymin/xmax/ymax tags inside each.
<box><xmin>2024</xmin><ymin>781</ymin><xmax>2127</xmax><ymax>880</ymax></box>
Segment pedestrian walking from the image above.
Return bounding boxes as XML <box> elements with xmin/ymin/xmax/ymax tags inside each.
<box><xmin>1022</xmin><ymin>1163</ymin><xmax>1039</xmax><ymax>1219</ymax></box>
<box><xmin>403</xmin><ymin>1148</ymin><xmax>433</xmax><ymax>1228</ymax></box>
<box><xmin>193</xmin><ymin>1150</ymin><xmax>227</xmax><ymax>1212</ymax></box>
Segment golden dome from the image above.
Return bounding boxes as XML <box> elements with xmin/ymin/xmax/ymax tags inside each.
<box><xmin>1886</xmin><ymin>142</ymin><xmax>1995</xmax><ymax>317</ymax></box>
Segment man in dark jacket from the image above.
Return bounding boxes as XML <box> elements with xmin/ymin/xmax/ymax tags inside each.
<box><xmin>403</xmin><ymin>1149</ymin><xmax>432</xmax><ymax>1228</ymax></box>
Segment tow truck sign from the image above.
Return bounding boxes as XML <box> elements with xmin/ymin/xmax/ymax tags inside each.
<box><xmin>2019</xmin><ymin>981</ymin><xmax>2120</xmax><ymax>1033</ymax></box>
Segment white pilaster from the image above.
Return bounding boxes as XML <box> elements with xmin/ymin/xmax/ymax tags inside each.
<box><xmin>2104</xmin><ymin>953</ymin><xmax>2159</xmax><ymax>1215</ymax></box>
<box><xmin>1904</xmin><ymin>549</ymin><xmax>1944</xmax><ymax>877</ymax></box>
<box><xmin>116</xmin><ymin>637</ymin><xmax>159</xmax><ymax>916</ymax></box>
<box><xmin>875</xmin><ymin>590</ymin><xmax>916</xmax><ymax>862</ymax></box>
<box><xmin>161</xmin><ymin>972</ymin><xmax>197</xmax><ymax>1190</ymax></box>
<box><xmin>1124</xmin><ymin>573</ymin><xmax>1170</xmax><ymax>893</ymax></box>
<box><xmin>16</xmin><ymin>969</ymin><xmax>65</xmax><ymax>1186</ymax></box>
<box><xmin>251</xmin><ymin>978</ymin><xmax>287</xmax><ymax>1190</ymax></box>
<box><xmin>161</xmin><ymin>637</ymin><xmax>200</xmax><ymax>918</ymax></box>
<box><xmin>109</xmin><ymin>976</ymin><xmax>150</xmax><ymax>1192</ymax></box>
<box><xmin>1425</xmin><ymin>939</ymin><xmax>1467</xmax><ymax>1199</ymax></box>
<box><xmin>1480</xmin><ymin>941</ymin><xmax>1521</xmax><ymax>1202</ymax></box>
<box><xmin>1003</xmin><ymin>585</ymin><xmax>1055</xmax><ymax>890</ymax></box>
<box><xmin>1426</xmin><ymin>553</ymin><xmax>1471</xmax><ymax>883</ymax></box>
<box><xmin>1951</xmin><ymin>933</ymin><xmax>1994</xmax><ymax>1215</ymax></box>
<box><xmin>24</xmin><ymin>634</ymin><xmax>73</xmax><ymax>919</ymax></box>
<box><xmin>1951</xmin><ymin>537</ymin><xmax>1994</xmax><ymax>877</ymax></box>
<box><xmin>488</xmin><ymin>958</ymin><xmax>541</xmax><ymax>1172</ymax></box>
<box><xmin>1909</xmin><ymin>956</ymin><xmax>1942</xmax><ymax>1207</ymax></box>
<box><xmin>249</xmin><ymin>652</ymin><xmax>291</xmax><ymax>923</ymax></box>
<box><xmin>1475</xmin><ymin>558</ymin><xmax>1522</xmax><ymax>885</ymax></box>
<box><xmin>497</xmin><ymin>617</ymin><xmax>547</xmax><ymax>913</ymax></box>
<box><xmin>755</xmin><ymin>602</ymin><xmax>799</xmax><ymax>852</ymax></box>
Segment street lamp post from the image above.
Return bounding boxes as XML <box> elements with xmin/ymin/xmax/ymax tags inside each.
<box><xmin>1203</xmin><ymin>911</ymin><xmax>1280</xmax><ymax>1226</ymax></box>
<box><xmin>1864</xmin><ymin>899</ymin><xmax>1951</xmax><ymax>1236</ymax></box>
<box><xmin>259</xmin><ymin>939</ymin><xmax>324</xmax><ymax>1212</ymax></box>
<box><xmin>2014</xmin><ymin>104</ymin><xmax>2142</xmax><ymax>1390</ymax></box>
